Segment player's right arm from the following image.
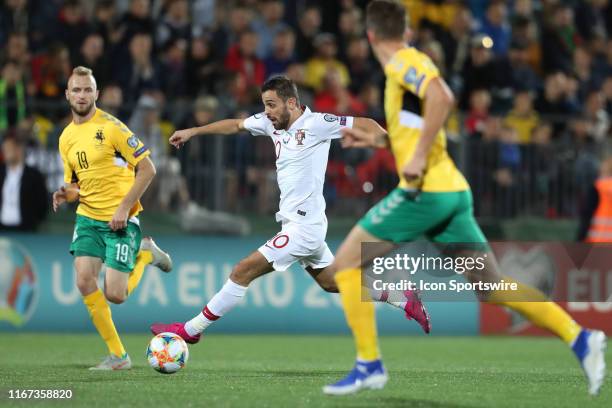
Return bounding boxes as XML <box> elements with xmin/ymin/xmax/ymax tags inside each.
<box><xmin>169</xmin><ymin>119</ymin><xmax>246</xmax><ymax>148</ymax></box>
<box><xmin>53</xmin><ymin>136</ymin><xmax>80</xmax><ymax>212</ymax></box>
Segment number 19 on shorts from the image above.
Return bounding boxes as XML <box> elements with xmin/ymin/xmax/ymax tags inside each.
<box><xmin>115</xmin><ymin>243</ymin><xmax>130</xmax><ymax>263</ymax></box>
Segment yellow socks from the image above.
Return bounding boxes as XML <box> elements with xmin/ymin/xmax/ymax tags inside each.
<box><xmin>83</xmin><ymin>289</ymin><xmax>126</xmax><ymax>357</ymax></box>
<box><xmin>127</xmin><ymin>250</ymin><xmax>153</xmax><ymax>296</ymax></box>
<box><xmin>489</xmin><ymin>277</ymin><xmax>582</xmax><ymax>344</ymax></box>
<box><xmin>335</xmin><ymin>268</ymin><xmax>381</xmax><ymax>361</ymax></box>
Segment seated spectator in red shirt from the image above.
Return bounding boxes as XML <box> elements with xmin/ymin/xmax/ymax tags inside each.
<box><xmin>465</xmin><ymin>89</ymin><xmax>491</xmax><ymax>135</ymax></box>
<box><xmin>314</xmin><ymin>68</ymin><xmax>365</xmax><ymax>116</ymax></box>
<box><xmin>224</xmin><ymin>29</ymin><xmax>266</xmax><ymax>88</ymax></box>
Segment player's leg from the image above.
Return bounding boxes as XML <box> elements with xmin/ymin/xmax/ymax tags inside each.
<box><xmin>71</xmin><ymin>215</ymin><xmax>130</xmax><ymax>369</ymax></box>
<box><xmin>126</xmin><ymin>236</ymin><xmax>173</xmax><ymax>296</ymax></box>
<box><xmin>432</xmin><ymin>190</ymin><xmax>606</xmax><ymax>395</ymax></box>
<box><xmin>323</xmin><ymin>225</ymin><xmax>389</xmax><ymax>395</ymax></box>
<box><xmin>325</xmin><ymin>189</ymin><xmax>461</xmax><ymax>395</ymax></box>
<box><xmin>151</xmin><ymin>249</ymin><xmax>274</xmax><ymax>343</ymax></box>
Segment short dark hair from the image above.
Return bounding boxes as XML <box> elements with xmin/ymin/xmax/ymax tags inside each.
<box><xmin>261</xmin><ymin>75</ymin><xmax>300</xmax><ymax>104</ymax></box>
<box><xmin>366</xmin><ymin>0</ymin><xmax>407</xmax><ymax>41</ymax></box>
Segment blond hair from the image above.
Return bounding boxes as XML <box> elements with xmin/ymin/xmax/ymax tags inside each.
<box><xmin>68</xmin><ymin>66</ymin><xmax>97</xmax><ymax>89</ymax></box>
<box><xmin>72</xmin><ymin>66</ymin><xmax>93</xmax><ymax>76</ymax></box>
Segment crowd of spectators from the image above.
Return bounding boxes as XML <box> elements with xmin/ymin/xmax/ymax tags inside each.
<box><xmin>0</xmin><ymin>0</ymin><xmax>612</xmax><ymax>220</ymax></box>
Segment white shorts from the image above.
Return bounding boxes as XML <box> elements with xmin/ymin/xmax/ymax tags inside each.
<box><xmin>258</xmin><ymin>218</ymin><xmax>334</xmax><ymax>271</ymax></box>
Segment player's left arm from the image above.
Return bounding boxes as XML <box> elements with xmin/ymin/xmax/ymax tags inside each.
<box><xmin>403</xmin><ymin>77</ymin><xmax>455</xmax><ymax>181</ymax></box>
<box><xmin>110</xmin><ymin>156</ymin><xmax>156</xmax><ymax>230</ymax></box>
<box><xmin>108</xmin><ymin>125</ymin><xmax>155</xmax><ymax>230</ymax></box>
<box><xmin>341</xmin><ymin>117</ymin><xmax>389</xmax><ymax>149</ymax></box>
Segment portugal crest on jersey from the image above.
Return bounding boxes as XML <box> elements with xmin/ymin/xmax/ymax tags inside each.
<box><xmin>295</xmin><ymin>129</ymin><xmax>306</xmax><ymax>145</ymax></box>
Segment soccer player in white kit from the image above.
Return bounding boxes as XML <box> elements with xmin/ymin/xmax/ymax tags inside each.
<box><xmin>151</xmin><ymin>76</ymin><xmax>429</xmax><ymax>343</ymax></box>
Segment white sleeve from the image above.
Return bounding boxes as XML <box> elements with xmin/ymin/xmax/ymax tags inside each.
<box><xmin>312</xmin><ymin>113</ymin><xmax>354</xmax><ymax>140</ymax></box>
<box><xmin>242</xmin><ymin>113</ymin><xmax>271</xmax><ymax>136</ymax></box>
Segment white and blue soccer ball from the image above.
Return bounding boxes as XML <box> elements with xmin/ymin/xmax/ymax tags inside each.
<box><xmin>146</xmin><ymin>332</ymin><xmax>189</xmax><ymax>374</ymax></box>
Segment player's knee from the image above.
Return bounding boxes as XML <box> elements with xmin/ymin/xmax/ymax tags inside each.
<box><xmin>105</xmin><ymin>290</ymin><xmax>126</xmax><ymax>304</ymax></box>
<box><xmin>319</xmin><ymin>280</ymin><xmax>339</xmax><ymax>293</ymax></box>
<box><xmin>76</xmin><ymin>275</ymin><xmax>97</xmax><ymax>296</ymax></box>
<box><xmin>230</xmin><ymin>262</ymin><xmax>252</xmax><ymax>286</ymax></box>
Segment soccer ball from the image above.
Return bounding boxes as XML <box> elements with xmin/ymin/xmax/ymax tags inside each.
<box><xmin>146</xmin><ymin>332</ymin><xmax>189</xmax><ymax>374</ymax></box>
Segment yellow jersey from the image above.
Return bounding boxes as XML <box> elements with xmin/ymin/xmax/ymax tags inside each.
<box><xmin>59</xmin><ymin>108</ymin><xmax>150</xmax><ymax>221</ymax></box>
<box><xmin>384</xmin><ymin>47</ymin><xmax>469</xmax><ymax>192</ymax></box>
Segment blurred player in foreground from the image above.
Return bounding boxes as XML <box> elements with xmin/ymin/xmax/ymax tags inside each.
<box><xmin>150</xmin><ymin>75</ymin><xmax>430</xmax><ymax>343</ymax></box>
<box><xmin>53</xmin><ymin>66</ymin><xmax>172</xmax><ymax>370</ymax></box>
<box><xmin>323</xmin><ymin>0</ymin><xmax>606</xmax><ymax>396</ymax></box>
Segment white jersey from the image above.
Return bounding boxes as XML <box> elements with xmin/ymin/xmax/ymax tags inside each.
<box><xmin>243</xmin><ymin>107</ymin><xmax>354</xmax><ymax>224</ymax></box>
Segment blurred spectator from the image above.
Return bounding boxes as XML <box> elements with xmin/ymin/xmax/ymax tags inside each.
<box><xmin>160</xmin><ymin>38</ymin><xmax>188</xmax><ymax>100</ymax></box>
<box><xmin>0</xmin><ymin>0</ymin><xmax>28</xmax><ymax>47</ymax></box>
<box><xmin>156</xmin><ymin>0</ymin><xmax>191</xmax><ymax>49</ymax></box>
<box><xmin>494</xmin><ymin>125</ymin><xmax>521</xmax><ymax>217</ymax></box>
<box><xmin>304</xmin><ymin>33</ymin><xmax>350</xmax><ymax>92</ymax></box>
<box><xmin>603</xmin><ymin>75</ymin><xmax>612</xmax><ymax>114</ymax></box>
<box><xmin>252</xmin><ymin>0</ymin><xmax>287</xmax><ymax>59</ymax></box>
<box><xmin>345</xmin><ymin>37</ymin><xmax>377</xmax><ymax>94</ymax></box>
<box><xmin>578</xmin><ymin>156</ymin><xmax>612</xmax><ymax>242</ymax></box>
<box><xmin>98</xmin><ymin>84</ymin><xmax>124</xmax><ymax>120</ymax></box>
<box><xmin>91</xmin><ymin>0</ymin><xmax>118</xmax><ymax>46</ymax></box>
<box><xmin>583</xmin><ymin>89</ymin><xmax>610</xmax><ymax>142</ymax></box>
<box><xmin>30</xmin><ymin>43</ymin><xmax>71</xmax><ymax>116</ymax></box>
<box><xmin>285</xmin><ymin>63</ymin><xmax>313</xmax><ymax>108</ymax></box>
<box><xmin>52</xmin><ymin>0</ymin><xmax>91</xmax><ymax>57</ymax></box>
<box><xmin>465</xmin><ymin>89</ymin><xmax>491</xmax><ymax>136</ymax></box>
<box><xmin>211</xmin><ymin>6</ymin><xmax>254</xmax><ymax>59</ymax></box>
<box><xmin>296</xmin><ymin>6</ymin><xmax>322</xmax><ymax>61</ymax></box>
<box><xmin>504</xmin><ymin>90</ymin><xmax>539</xmax><ymax>144</ymax></box>
<box><xmin>115</xmin><ymin>0</ymin><xmax>155</xmax><ymax>45</ymax></box>
<box><xmin>186</xmin><ymin>35</ymin><xmax>220</xmax><ymax>97</ymax></box>
<box><xmin>264</xmin><ymin>27</ymin><xmax>296</xmax><ymax>77</ymax></box>
<box><xmin>439</xmin><ymin>5</ymin><xmax>474</xmax><ymax>80</ymax></box>
<box><xmin>541</xmin><ymin>3</ymin><xmax>581</xmax><ymax>73</ymax></box>
<box><xmin>0</xmin><ymin>61</ymin><xmax>28</xmax><ymax>132</ymax></box>
<box><xmin>460</xmin><ymin>34</ymin><xmax>511</xmax><ymax>109</ymax></box>
<box><xmin>1</xmin><ymin>33</ymin><xmax>30</xmax><ymax>74</ymax></box>
<box><xmin>192</xmin><ymin>0</ymin><xmax>217</xmax><ymax>35</ymax></box>
<box><xmin>477</xmin><ymin>0</ymin><xmax>511</xmax><ymax>56</ymax></box>
<box><xmin>128</xmin><ymin>95</ymin><xmax>190</xmax><ymax>211</ymax></box>
<box><xmin>225</xmin><ymin>29</ymin><xmax>266</xmax><ymax>88</ymax></box>
<box><xmin>535</xmin><ymin>71</ymin><xmax>580</xmax><ymax>132</ymax></box>
<box><xmin>507</xmin><ymin>39</ymin><xmax>540</xmax><ymax>92</ymax></box>
<box><xmin>510</xmin><ymin>16</ymin><xmax>542</xmax><ymax>74</ymax></box>
<box><xmin>337</xmin><ymin>7</ymin><xmax>364</xmax><ymax>61</ymax></box>
<box><xmin>574</xmin><ymin>46</ymin><xmax>601</xmax><ymax>102</ymax></box>
<box><xmin>314</xmin><ymin>68</ymin><xmax>364</xmax><ymax>116</ymax></box>
<box><xmin>0</xmin><ymin>136</ymin><xmax>48</xmax><ymax>231</ymax></box>
<box><xmin>575</xmin><ymin>0</ymin><xmax>609</xmax><ymax>42</ymax></box>
<box><xmin>358</xmin><ymin>83</ymin><xmax>384</xmax><ymax>123</ymax></box>
<box><xmin>114</xmin><ymin>32</ymin><xmax>161</xmax><ymax>106</ymax></box>
<box><xmin>73</xmin><ymin>33</ymin><xmax>109</xmax><ymax>89</ymax></box>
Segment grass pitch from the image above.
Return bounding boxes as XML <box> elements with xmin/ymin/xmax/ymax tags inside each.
<box><xmin>0</xmin><ymin>334</ymin><xmax>610</xmax><ymax>408</ymax></box>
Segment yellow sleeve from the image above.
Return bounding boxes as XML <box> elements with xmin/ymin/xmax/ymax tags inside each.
<box><xmin>387</xmin><ymin>50</ymin><xmax>440</xmax><ymax>99</ymax></box>
<box><xmin>59</xmin><ymin>135</ymin><xmax>76</xmax><ymax>184</ymax></box>
<box><xmin>109</xmin><ymin>123</ymin><xmax>150</xmax><ymax>167</ymax></box>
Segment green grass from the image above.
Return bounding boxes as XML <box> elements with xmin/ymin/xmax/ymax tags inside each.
<box><xmin>0</xmin><ymin>334</ymin><xmax>610</xmax><ymax>407</ymax></box>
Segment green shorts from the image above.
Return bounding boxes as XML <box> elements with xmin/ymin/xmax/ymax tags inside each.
<box><xmin>358</xmin><ymin>189</ymin><xmax>487</xmax><ymax>244</ymax></box>
<box><xmin>70</xmin><ymin>214</ymin><xmax>142</xmax><ymax>273</ymax></box>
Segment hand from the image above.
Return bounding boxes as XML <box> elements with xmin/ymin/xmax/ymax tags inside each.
<box><xmin>109</xmin><ymin>205</ymin><xmax>129</xmax><ymax>231</ymax></box>
<box><xmin>402</xmin><ymin>154</ymin><xmax>427</xmax><ymax>184</ymax></box>
<box><xmin>169</xmin><ymin>128</ymin><xmax>195</xmax><ymax>149</ymax></box>
<box><xmin>341</xmin><ymin>127</ymin><xmax>374</xmax><ymax>148</ymax></box>
<box><xmin>52</xmin><ymin>187</ymin><xmax>67</xmax><ymax>212</ymax></box>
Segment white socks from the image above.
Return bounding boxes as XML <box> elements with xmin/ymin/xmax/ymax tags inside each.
<box><xmin>184</xmin><ymin>279</ymin><xmax>247</xmax><ymax>336</ymax></box>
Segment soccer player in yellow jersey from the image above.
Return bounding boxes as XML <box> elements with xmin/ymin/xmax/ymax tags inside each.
<box><xmin>52</xmin><ymin>66</ymin><xmax>173</xmax><ymax>370</ymax></box>
<box><xmin>324</xmin><ymin>0</ymin><xmax>606</xmax><ymax>396</ymax></box>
